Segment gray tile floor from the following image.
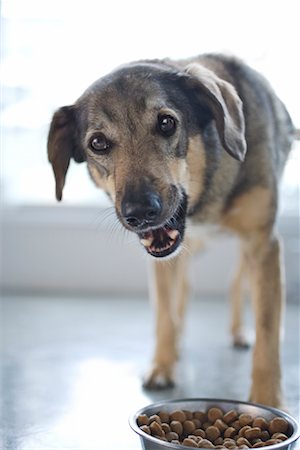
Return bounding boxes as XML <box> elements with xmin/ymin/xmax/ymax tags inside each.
<box><xmin>1</xmin><ymin>296</ymin><xmax>299</xmax><ymax>450</ymax></box>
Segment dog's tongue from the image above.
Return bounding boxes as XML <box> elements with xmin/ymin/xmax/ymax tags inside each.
<box><xmin>140</xmin><ymin>227</ymin><xmax>179</xmax><ymax>256</ymax></box>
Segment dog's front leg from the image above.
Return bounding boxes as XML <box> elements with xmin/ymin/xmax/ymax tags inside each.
<box><xmin>230</xmin><ymin>252</ymin><xmax>250</xmax><ymax>348</ymax></box>
<box><xmin>244</xmin><ymin>231</ymin><xmax>284</xmax><ymax>407</ymax></box>
<box><xmin>143</xmin><ymin>250</ymin><xmax>189</xmax><ymax>389</ymax></box>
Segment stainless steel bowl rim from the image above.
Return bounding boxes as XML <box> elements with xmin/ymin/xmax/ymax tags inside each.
<box><xmin>129</xmin><ymin>398</ymin><xmax>300</xmax><ymax>450</ymax></box>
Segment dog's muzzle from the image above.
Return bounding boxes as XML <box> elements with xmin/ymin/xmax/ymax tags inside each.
<box><xmin>120</xmin><ymin>189</ymin><xmax>188</xmax><ymax>258</ymax></box>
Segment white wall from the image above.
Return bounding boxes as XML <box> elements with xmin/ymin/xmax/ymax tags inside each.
<box><xmin>1</xmin><ymin>0</ymin><xmax>300</xmax><ymax>205</ymax></box>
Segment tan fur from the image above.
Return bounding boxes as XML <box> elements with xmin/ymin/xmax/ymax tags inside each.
<box><xmin>168</xmin><ymin>135</ymin><xmax>206</xmax><ymax>206</ymax></box>
<box><xmin>169</xmin><ymin>158</ymin><xmax>187</xmax><ymax>186</ymax></box>
<box><xmin>88</xmin><ymin>163</ymin><xmax>116</xmax><ymax>201</ymax></box>
<box><xmin>186</xmin><ymin>135</ymin><xmax>207</xmax><ymax>209</ymax></box>
<box><xmin>221</xmin><ymin>187</ymin><xmax>275</xmax><ymax>235</ymax></box>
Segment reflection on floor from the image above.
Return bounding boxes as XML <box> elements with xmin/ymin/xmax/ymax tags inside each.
<box><xmin>1</xmin><ymin>296</ymin><xmax>299</xmax><ymax>450</ymax></box>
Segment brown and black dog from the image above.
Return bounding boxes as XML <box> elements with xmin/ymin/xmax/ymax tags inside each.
<box><xmin>47</xmin><ymin>54</ymin><xmax>295</xmax><ymax>407</ymax></box>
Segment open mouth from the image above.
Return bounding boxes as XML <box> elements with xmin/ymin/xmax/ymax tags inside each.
<box><xmin>138</xmin><ymin>192</ymin><xmax>187</xmax><ymax>258</ymax></box>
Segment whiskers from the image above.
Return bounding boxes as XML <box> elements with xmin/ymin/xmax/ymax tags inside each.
<box><xmin>93</xmin><ymin>206</ymin><xmax>122</xmax><ymax>236</ymax></box>
<box><xmin>92</xmin><ymin>206</ymin><xmax>138</xmax><ymax>248</ymax></box>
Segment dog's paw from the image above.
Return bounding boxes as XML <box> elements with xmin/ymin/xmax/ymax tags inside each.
<box><xmin>143</xmin><ymin>365</ymin><xmax>175</xmax><ymax>390</ymax></box>
<box><xmin>232</xmin><ymin>332</ymin><xmax>251</xmax><ymax>349</ymax></box>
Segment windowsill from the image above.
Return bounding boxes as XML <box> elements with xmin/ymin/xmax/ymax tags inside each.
<box><xmin>1</xmin><ymin>202</ymin><xmax>114</xmax><ymax>227</ymax></box>
<box><xmin>1</xmin><ymin>201</ymin><xmax>299</xmax><ymax>227</ymax></box>
<box><xmin>1</xmin><ymin>202</ymin><xmax>299</xmax><ymax>299</ymax></box>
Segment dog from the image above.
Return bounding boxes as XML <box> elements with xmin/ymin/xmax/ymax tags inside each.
<box><xmin>47</xmin><ymin>54</ymin><xmax>295</xmax><ymax>407</ymax></box>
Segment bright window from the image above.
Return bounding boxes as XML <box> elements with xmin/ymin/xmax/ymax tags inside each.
<box><xmin>1</xmin><ymin>0</ymin><xmax>299</xmax><ymax>213</ymax></box>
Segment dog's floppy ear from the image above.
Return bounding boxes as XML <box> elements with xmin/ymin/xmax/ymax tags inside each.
<box><xmin>184</xmin><ymin>63</ymin><xmax>247</xmax><ymax>161</ymax></box>
<box><xmin>47</xmin><ymin>105</ymin><xmax>85</xmax><ymax>201</ymax></box>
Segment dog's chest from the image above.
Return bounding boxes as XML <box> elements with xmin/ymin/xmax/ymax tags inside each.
<box><xmin>186</xmin><ymin>221</ymin><xmax>224</xmax><ymax>250</ymax></box>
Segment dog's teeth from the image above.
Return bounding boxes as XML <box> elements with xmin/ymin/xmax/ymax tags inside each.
<box><xmin>167</xmin><ymin>229</ymin><xmax>179</xmax><ymax>240</ymax></box>
<box><xmin>140</xmin><ymin>238</ymin><xmax>153</xmax><ymax>248</ymax></box>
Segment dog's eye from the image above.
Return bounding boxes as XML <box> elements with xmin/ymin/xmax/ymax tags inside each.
<box><xmin>157</xmin><ymin>114</ymin><xmax>176</xmax><ymax>137</ymax></box>
<box><xmin>89</xmin><ymin>134</ymin><xmax>111</xmax><ymax>153</ymax></box>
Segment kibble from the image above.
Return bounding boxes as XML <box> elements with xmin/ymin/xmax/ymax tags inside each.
<box><xmin>188</xmin><ymin>435</ymin><xmax>202</xmax><ymax>444</ymax></box>
<box><xmin>149</xmin><ymin>414</ymin><xmax>161</xmax><ymax>424</ymax></box>
<box><xmin>252</xmin><ymin>441</ymin><xmax>264</xmax><ymax>448</ymax></box>
<box><xmin>213</xmin><ymin>437</ymin><xmax>223</xmax><ymax>446</ymax></box>
<box><xmin>170</xmin><ymin>410</ymin><xmax>187</xmax><ymax>422</ymax></box>
<box><xmin>214</xmin><ymin>419</ymin><xmax>228</xmax><ymax>433</ymax></box>
<box><xmin>170</xmin><ymin>420</ymin><xmax>183</xmax><ymax>436</ymax></box>
<box><xmin>232</xmin><ymin>419</ymin><xmax>243</xmax><ymax>431</ymax></box>
<box><xmin>272</xmin><ymin>432</ymin><xmax>288</xmax><ymax>441</ymax></box>
<box><xmin>224</xmin><ymin>439</ymin><xmax>236</xmax><ymax>449</ymax></box>
<box><xmin>149</xmin><ymin>420</ymin><xmax>164</xmax><ymax>437</ymax></box>
<box><xmin>236</xmin><ymin>437</ymin><xmax>251</xmax><ymax>446</ymax></box>
<box><xmin>140</xmin><ymin>424</ymin><xmax>150</xmax><ymax>435</ymax></box>
<box><xmin>136</xmin><ymin>407</ymin><xmax>291</xmax><ymax>448</ymax></box>
<box><xmin>224</xmin><ymin>438</ymin><xmax>236</xmax><ymax>446</ymax></box>
<box><xmin>184</xmin><ymin>420</ymin><xmax>197</xmax><ymax>434</ymax></box>
<box><xmin>198</xmin><ymin>438</ymin><xmax>215</xmax><ymax>448</ymax></box>
<box><xmin>194</xmin><ymin>428</ymin><xmax>206</xmax><ymax>438</ymax></box>
<box><xmin>137</xmin><ymin>414</ymin><xmax>149</xmax><ymax>426</ymax></box>
<box><xmin>166</xmin><ymin>431</ymin><xmax>179</xmax><ymax>442</ymax></box>
<box><xmin>269</xmin><ymin>417</ymin><xmax>289</xmax><ymax>434</ymax></box>
<box><xmin>239</xmin><ymin>414</ymin><xmax>253</xmax><ymax>427</ymax></box>
<box><xmin>206</xmin><ymin>425</ymin><xmax>221</xmax><ymax>441</ymax></box>
<box><xmin>161</xmin><ymin>423</ymin><xmax>170</xmax><ymax>434</ymax></box>
<box><xmin>265</xmin><ymin>438</ymin><xmax>282</xmax><ymax>445</ymax></box>
<box><xmin>159</xmin><ymin>411</ymin><xmax>170</xmax><ymax>423</ymax></box>
<box><xmin>244</xmin><ymin>427</ymin><xmax>262</xmax><ymax>440</ymax></box>
<box><xmin>183</xmin><ymin>438</ymin><xmax>198</xmax><ymax>447</ymax></box>
<box><xmin>260</xmin><ymin>430</ymin><xmax>270</xmax><ymax>441</ymax></box>
<box><xmin>223</xmin><ymin>410</ymin><xmax>238</xmax><ymax>424</ymax></box>
<box><xmin>238</xmin><ymin>425</ymin><xmax>251</xmax><ymax>437</ymax></box>
<box><xmin>208</xmin><ymin>407</ymin><xmax>224</xmax><ymax>422</ymax></box>
<box><xmin>224</xmin><ymin>426</ymin><xmax>237</xmax><ymax>438</ymax></box>
<box><xmin>252</xmin><ymin>417</ymin><xmax>268</xmax><ymax>430</ymax></box>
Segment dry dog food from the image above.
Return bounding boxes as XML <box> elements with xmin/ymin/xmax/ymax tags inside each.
<box><xmin>136</xmin><ymin>407</ymin><xmax>290</xmax><ymax>448</ymax></box>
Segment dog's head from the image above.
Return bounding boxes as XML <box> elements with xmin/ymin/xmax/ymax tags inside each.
<box><xmin>48</xmin><ymin>61</ymin><xmax>246</xmax><ymax>258</ymax></box>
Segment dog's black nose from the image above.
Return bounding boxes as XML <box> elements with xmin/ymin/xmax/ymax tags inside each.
<box><xmin>121</xmin><ymin>192</ymin><xmax>162</xmax><ymax>228</ymax></box>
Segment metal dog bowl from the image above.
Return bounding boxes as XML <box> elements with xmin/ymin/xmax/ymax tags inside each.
<box><xmin>129</xmin><ymin>398</ymin><xmax>300</xmax><ymax>450</ymax></box>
